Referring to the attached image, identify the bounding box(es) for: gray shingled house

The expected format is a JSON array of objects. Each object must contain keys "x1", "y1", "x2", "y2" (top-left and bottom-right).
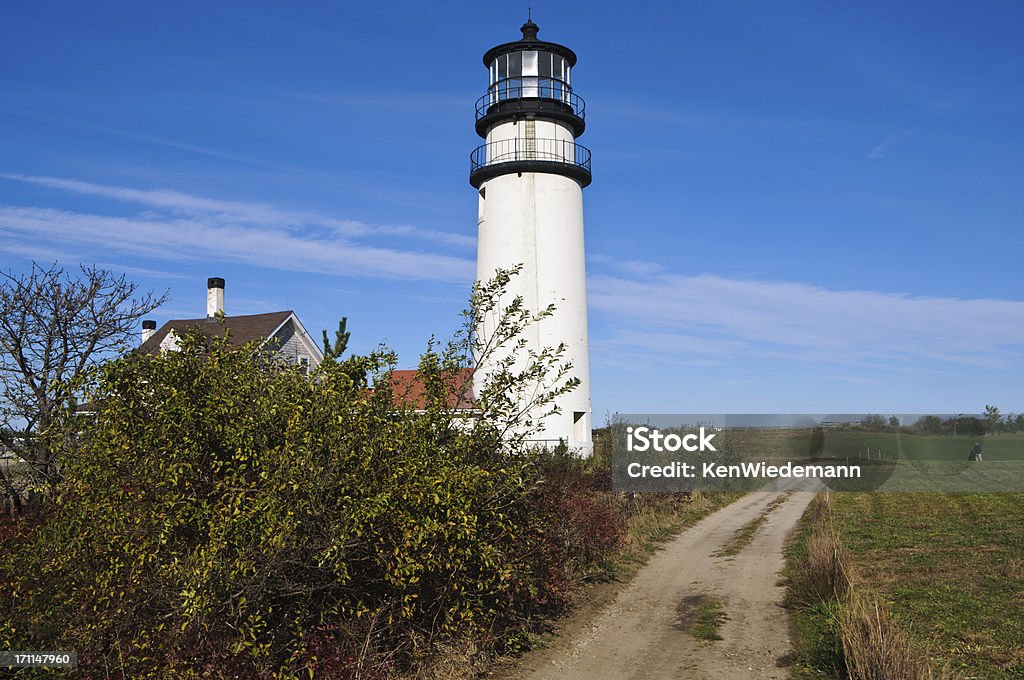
[{"x1": 138, "y1": 278, "x2": 323, "y2": 372}]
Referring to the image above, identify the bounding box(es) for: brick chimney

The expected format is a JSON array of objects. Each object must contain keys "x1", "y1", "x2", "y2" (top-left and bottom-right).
[
  {"x1": 207, "y1": 277, "x2": 225, "y2": 318},
  {"x1": 141, "y1": 319, "x2": 156, "y2": 345}
]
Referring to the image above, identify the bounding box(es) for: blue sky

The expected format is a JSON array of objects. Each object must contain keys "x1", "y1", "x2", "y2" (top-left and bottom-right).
[{"x1": 2, "y1": 0, "x2": 1022, "y2": 418}]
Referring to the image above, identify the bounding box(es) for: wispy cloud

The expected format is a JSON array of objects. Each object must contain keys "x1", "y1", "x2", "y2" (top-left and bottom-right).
[
  {"x1": 589, "y1": 254, "x2": 667, "y2": 279},
  {"x1": 0, "y1": 239, "x2": 81, "y2": 264},
  {"x1": 0, "y1": 174, "x2": 475, "y2": 282},
  {"x1": 86, "y1": 124, "x2": 290, "y2": 171},
  {"x1": 820, "y1": 374, "x2": 883, "y2": 385},
  {"x1": 927, "y1": 99, "x2": 959, "y2": 112},
  {"x1": 2, "y1": 174, "x2": 475, "y2": 249},
  {"x1": 589, "y1": 272, "x2": 1024, "y2": 368},
  {"x1": 94, "y1": 262, "x2": 187, "y2": 279},
  {"x1": 868, "y1": 130, "x2": 912, "y2": 159},
  {"x1": 0, "y1": 105, "x2": 290, "y2": 172}
]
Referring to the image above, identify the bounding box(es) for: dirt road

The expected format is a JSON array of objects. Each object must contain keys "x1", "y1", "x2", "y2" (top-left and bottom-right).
[{"x1": 509, "y1": 483, "x2": 821, "y2": 679}]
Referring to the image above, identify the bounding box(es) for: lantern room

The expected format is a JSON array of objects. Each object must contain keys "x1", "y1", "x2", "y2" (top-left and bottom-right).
[{"x1": 474, "y1": 19, "x2": 586, "y2": 139}]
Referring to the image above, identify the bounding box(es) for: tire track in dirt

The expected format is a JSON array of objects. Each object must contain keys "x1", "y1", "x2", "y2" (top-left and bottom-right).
[{"x1": 509, "y1": 481, "x2": 822, "y2": 679}]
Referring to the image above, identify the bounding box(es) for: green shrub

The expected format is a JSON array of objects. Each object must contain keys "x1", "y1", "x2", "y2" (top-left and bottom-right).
[
  {"x1": 0, "y1": 269, "x2": 692, "y2": 677},
  {"x1": 0, "y1": 314, "x2": 572, "y2": 677}
]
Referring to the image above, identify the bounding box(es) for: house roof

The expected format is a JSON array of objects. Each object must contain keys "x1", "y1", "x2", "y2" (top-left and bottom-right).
[
  {"x1": 389, "y1": 368, "x2": 476, "y2": 411},
  {"x1": 138, "y1": 311, "x2": 294, "y2": 355}
]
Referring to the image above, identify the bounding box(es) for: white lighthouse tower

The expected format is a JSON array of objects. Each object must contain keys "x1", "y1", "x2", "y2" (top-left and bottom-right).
[{"x1": 470, "y1": 18, "x2": 593, "y2": 456}]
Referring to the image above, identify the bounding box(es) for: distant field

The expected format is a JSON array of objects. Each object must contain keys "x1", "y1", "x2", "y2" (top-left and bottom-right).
[
  {"x1": 715, "y1": 430, "x2": 1024, "y2": 462},
  {"x1": 818, "y1": 432, "x2": 1024, "y2": 462},
  {"x1": 830, "y1": 492, "x2": 1024, "y2": 678},
  {"x1": 676, "y1": 431, "x2": 1024, "y2": 493}
]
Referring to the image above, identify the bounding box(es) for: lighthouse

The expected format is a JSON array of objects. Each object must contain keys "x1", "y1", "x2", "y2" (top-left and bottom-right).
[{"x1": 470, "y1": 18, "x2": 593, "y2": 456}]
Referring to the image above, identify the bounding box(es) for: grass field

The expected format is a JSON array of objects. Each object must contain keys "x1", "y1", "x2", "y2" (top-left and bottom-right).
[
  {"x1": 714, "y1": 430, "x2": 1024, "y2": 462},
  {"x1": 815, "y1": 432, "x2": 1024, "y2": 462},
  {"x1": 703, "y1": 431, "x2": 1024, "y2": 493},
  {"x1": 799, "y1": 492, "x2": 1024, "y2": 678}
]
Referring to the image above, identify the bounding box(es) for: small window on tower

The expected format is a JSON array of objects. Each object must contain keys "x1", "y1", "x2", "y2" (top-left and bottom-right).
[{"x1": 573, "y1": 411, "x2": 587, "y2": 446}]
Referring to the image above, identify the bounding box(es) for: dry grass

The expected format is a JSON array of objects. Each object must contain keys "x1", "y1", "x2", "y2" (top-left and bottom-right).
[
  {"x1": 787, "y1": 494, "x2": 850, "y2": 607},
  {"x1": 841, "y1": 591, "x2": 955, "y2": 680},
  {"x1": 620, "y1": 491, "x2": 740, "y2": 558},
  {"x1": 786, "y1": 493, "x2": 959, "y2": 680}
]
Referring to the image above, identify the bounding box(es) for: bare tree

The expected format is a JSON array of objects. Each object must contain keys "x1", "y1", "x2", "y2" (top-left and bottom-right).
[{"x1": 0, "y1": 262, "x2": 167, "y2": 511}]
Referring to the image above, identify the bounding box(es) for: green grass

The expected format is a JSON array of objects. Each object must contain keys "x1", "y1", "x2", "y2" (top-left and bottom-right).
[
  {"x1": 817, "y1": 432, "x2": 1024, "y2": 462},
  {"x1": 690, "y1": 595, "x2": 727, "y2": 642},
  {"x1": 619, "y1": 491, "x2": 744, "y2": 566},
  {"x1": 705, "y1": 431, "x2": 1024, "y2": 493},
  {"x1": 783, "y1": 496, "x2": 847, "y2": 678},
  {"x1": 824, "y1": 492, "x2": 1024, "y2": 678},
  {"x1": 715, "y1": 492, "x2": 790, "y2": 558},
  {"x1": 713, "y1": 430, "x2": 1024, "y2": 462},
  {"x1": 787, "y1": 600, "x2": 844, "y2": 679}
]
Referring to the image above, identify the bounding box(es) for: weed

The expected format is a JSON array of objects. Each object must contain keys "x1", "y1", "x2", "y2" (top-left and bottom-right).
[
  {"x1": 716, "y1": 492, "x2": 791, "y2": 558},
  {"x1": 676, "y1": 594, "x2": 728, "y2": 642}
]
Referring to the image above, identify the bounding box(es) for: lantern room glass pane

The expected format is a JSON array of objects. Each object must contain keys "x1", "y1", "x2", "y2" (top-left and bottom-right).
[
  {"x1": 522, "y1": 76, "x2": 538, "y2": 98},
  {"x1": 539, "y1": 52, "x2": 552, "y2": 77},
  {"x1": 522, "y1": 50, "x2": 538, "y2": 76},
  {"x1": 508, "y1": 51, "x2": 521, "y2": 77},
  {"x1": 487, "y1": 50, "x2": 574, "y2": 106}
]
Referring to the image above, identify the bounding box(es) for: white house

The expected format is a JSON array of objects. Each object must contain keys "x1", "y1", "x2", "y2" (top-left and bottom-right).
[{"x1": 138, "y1": 277, "x2": 323, "y2": 371}]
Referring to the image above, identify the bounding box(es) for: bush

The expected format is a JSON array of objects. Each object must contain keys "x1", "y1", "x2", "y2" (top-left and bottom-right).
[
  {"x1": 0, "y1": 269, "x2": 699, "y2": 677},
  {"x1": 531, "y1": 466, "x2": 624, "y2": 590},
  {"x1": 0, "y1": 323, "x2": 567, "y2": 677}
]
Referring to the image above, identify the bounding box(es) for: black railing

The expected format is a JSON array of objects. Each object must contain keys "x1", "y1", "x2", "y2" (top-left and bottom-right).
[
  {"x1": 470, "y1": 137, "x2": 591, "y2": 174},
  {"x1": 476, "y1": 81, "x2": 585, "y2": 122}
]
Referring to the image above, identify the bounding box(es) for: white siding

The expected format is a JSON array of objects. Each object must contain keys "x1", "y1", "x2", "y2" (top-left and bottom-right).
[{"x1": 271, "y1": 319, "x2": 322, "y2": 370}]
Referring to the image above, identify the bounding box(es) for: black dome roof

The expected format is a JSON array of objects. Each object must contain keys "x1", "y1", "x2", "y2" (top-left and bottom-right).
[{"x1": 482, "y1": 21, "x2": 577, "y2": 67}]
